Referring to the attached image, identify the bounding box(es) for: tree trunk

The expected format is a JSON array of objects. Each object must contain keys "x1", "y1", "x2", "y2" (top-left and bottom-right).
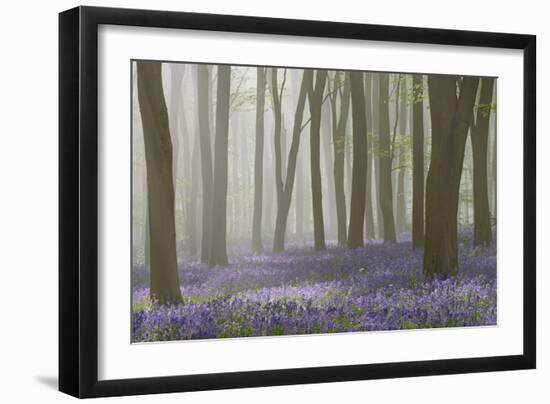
[
  {"x1": 395, "y1": 80, "x2": 408, "y2": 236},
  {"x1": 271, "y1": 68, "x2": 285, "y2": 227},
  {"x1": 231, "y1": 116, "x2": 240, "y2": 238},
  {"x1": 188, "y1": 132, "x2": 200, "y2": 258},
  {"x1": 378, "y1": 73, "x2": 397, "y2": 242},
  {"x1": 423, "y1": 76, "x2": 479, "y2": 278},
  {"x1": 471, "y1": 77, "x2": 495, "y2": 246},
  {"x1": 347, "y1": 71, "x2": 367, "y2": 248},
  {"x1": 136, "y1": 61, "x2": 182, "y2": 305},
  {"x1": 308, "y1": 70, "x2": 328, "y2": 251},
  {"x1": 295, "y1": 145, "x2": 305, "y2": 241},
  {"x1": 330, "y1": 73, "x2": 351, "y2": 245},
  {"x1": 412, "y1": 74, "x2": 425, "y2": 249},
  {"x1": 252, "y1": 67, "x2": 266, "y2": 252},
  {"x1": 273, "y1": 70, "x2": 311, "y2": 252},
  {"x1": 144, "y1": 189, "x2": 150, "y2": 267},
  {"x1": 196, "y1": 65, "x2": 214, "y2": 263},
  {"x1": 322, "y1": 100, "x2": 336, "y2": 241},
  {"x1": 209, "y1": 65, "x2": 231, "y2": 266},
  {"x1": 364, "y1": 73, "x2": 375, "y2": 240},
  {"x1": 371, "y1": 73, "x2": 384, "y2": 239}
]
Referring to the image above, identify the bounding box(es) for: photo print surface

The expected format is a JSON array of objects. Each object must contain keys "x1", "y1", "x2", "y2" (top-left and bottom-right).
[{"x1": 131, "y1": 60, "x2": 497, "y2": 343}]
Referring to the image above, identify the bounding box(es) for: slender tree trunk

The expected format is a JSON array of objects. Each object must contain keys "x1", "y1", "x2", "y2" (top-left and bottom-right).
[
  {"x1": 231, "y1": 116, "x2": 240, "y2": 238},
  {"x1": 176, "y1": 71, "x2": 194, "y2": 259},
  {"x1": 196, "y1": 65, "x2": 214, "y2": 263},
  {"x1": 423, "y1": 76, "x2": 479, "y2": 278},
  {"x1": 263, "y1": 134, "x2": 274, "y2": 234},
  {"x1": 345, "y1": 135, "x2": 353, "y2": 209},
  {"x1": 144, "y1": 184, "x2": 150, "y2": 267},
  {"x1": 464, "y1": 156, "x2": 472, "y2": 226},
  {"x1": 188, "y1": 132, "x2": 200, "y2": 258},
  {"x1": 295, "y1": 145, "x2": 305, "y2": 240},
  {"x1": 209, "y1": 66, "x2": 231, "y2": 266},
  {"x1": 321, "y1": 100, "x2": 336, "y2": 241},
  {"x1": 471, "y1": 77, "x2": 495, "y2": 246},
  {"x1": 308, "y1": 70, "x2": 328, "y2": 251},
  {"x1": 347, "y1": 72, "x2": 368, "y2": 248},
  {"x1": 412, "y1": 74, "x2": 425, "y2": 249},
  {"x1": 273, "y1": 70, "x2": 311, "y2": 252},
  {"x1": 330, "y1": 73, "x2": 351, "y2": 245},
  {"x1": 241, "y1": 120, "x2": 251, "y2": 237},
  {"x1": 136, "y1": 61, "x2": 182, "y2": 305},
  {"x1": 252, "y1": 67, "x2": 266, "y2": 252},
  {"x1": 271, "y1": 68, "x2": 285, "y2": 226},
  {"x1": 364, "y1": 73, "x2": 375, "y2": 240},
  {"x1": 168, "y1": 65, "x2": 184, "y2": 186},
  {"x1": 371, "y1": 73, "x2": 384, "y2": 239},
  {"x1": 395, "y1": 80, "x2": 408, "y2": 236},
  {"x1": 379, "y1": 73, "x2": 397, "y2": 242}
]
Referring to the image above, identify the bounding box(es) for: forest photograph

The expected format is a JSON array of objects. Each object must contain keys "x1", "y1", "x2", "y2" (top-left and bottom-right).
[{"x1": 131, "y1": 60, "x2": 497, "y2": 343}]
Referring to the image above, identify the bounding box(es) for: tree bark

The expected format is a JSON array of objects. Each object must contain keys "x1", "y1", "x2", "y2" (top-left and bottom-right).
[
  {"x1": 412, "y1": 74, "x2": 425, "y2": 249},
  {"x1": 252, "y1": 67, "x2": 266, "y2": 252},
  {"x1": 423, "y1": 76, "x2": 479, "y2": 278},
  {"x1": 295, "y1": 144, "x2": 305, "y2": 241},
  {"x1": 196, "y1": 65, "x2": 214, "y2": 263},
  {"x1": 273, "y1": 70, "x2": 311, "y2": 252},
  {"x1": 271, "y1": 68, "x2": 285, "y2": 225},
  {"x1": 371, "y1": 74, "x2": 384, "y2": 239},
  {"x1": 378, "y1": 73, "x2": 397, "y2": 242},
  {"x1": 308, "y1": 70, "x2": 328, "y2": 251},
  {"x1": 136, "y1": 61, "x2": 182, "y2": 305},
  {"x1": 347, "y1": 71, "x2": 368, "y2": 248},
  {"x1": 321, "y1": 100, "x2": 336, "y2": 241},
  {"x1": 231, "y1": 116, "x2": 240, "y2": 238},
  {"x1": 330, "y1": 72, "x2": 351, "y2": 245},
  {"x1": 395, "y1": 79, "x2": 408, "y2": 236},
  {"x1": 188, "y1": 131, "x2": 200, "y2": 258},
  {"x1": 471, "y1": 77, "x2": 495, "y2": 247},
  {"x1": 364, "y1": 73, "x2": 376, "y2": 240},
  {"x1": 209, "y1": 65, "x2": 231, "y2": 266}
]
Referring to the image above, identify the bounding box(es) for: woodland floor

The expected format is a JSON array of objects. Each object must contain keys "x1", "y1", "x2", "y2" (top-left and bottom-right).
[{"x1": 131, "y1": 230, "x2": 497, "y2": 342}]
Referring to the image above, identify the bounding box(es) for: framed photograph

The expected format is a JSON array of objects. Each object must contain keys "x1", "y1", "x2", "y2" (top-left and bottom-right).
[{"x1": 59, "y1": 6, "x2": 536, "y2": 398}]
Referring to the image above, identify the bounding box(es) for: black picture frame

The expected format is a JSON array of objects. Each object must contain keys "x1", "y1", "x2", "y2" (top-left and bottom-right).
[{"x1": 59, "y1": 5, "x2": 536, "y2": 398}]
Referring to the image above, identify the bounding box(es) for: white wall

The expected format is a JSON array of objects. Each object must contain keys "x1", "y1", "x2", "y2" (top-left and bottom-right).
[{"x1": 0, "y1": 0, "x2": 545, "y2": 402}]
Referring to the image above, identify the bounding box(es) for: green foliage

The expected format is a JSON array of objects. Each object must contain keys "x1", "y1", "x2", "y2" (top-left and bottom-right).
[
  {"x1": 268, "y1": 324, "x2": 285, "y2": 336},
  {"x1": 409, "y1": 79, "x2": 428, "y2": 105},
  {"x1": 408, "y1": 274, "x2": 418, "y2": 289},
  {"x1": 402, "y1": 320, "x2": 419, "y2": 329},
  {"x1": 475, "y1": 102, "x2": 497, "y2": 118}
]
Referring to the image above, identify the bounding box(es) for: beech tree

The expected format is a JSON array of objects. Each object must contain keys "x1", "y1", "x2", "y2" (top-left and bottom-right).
[
  {"x1": 252, "y1": 67, "x2": 266, "y2": 252},
  {"x1": 271, "y1": 68, "x2": 287, "y2": 234},
  {"x1": 309, "y1": 69, "x2": 328, "y2": 251},
  {"x1": 209, "y1": 65, "x2": 231, "y2": 266},
  {"x1": 196, "y1": 65, "x2": 214, "y2": 263},
  {"x1": 328, "y1": 72, "x2": 351, "y2": 245},
  {"x1": 371, "y1": 73, "x2": 384, "y2": 239},
  {"x1": 272, "y1": 70, "x2": 311, "y2": 252},
  {"x1": 411, "y1": 74, "x2": 425, "y2": 249},
  {"x1": 347, "y1": 71, "x2": 368, "y2": 248},
  {"x1": 378, "y1": 73, "x2": 397, "y2": 243},
  {"x1": 364, "y1": 72, "x2": 376, "y2": 240},
  {"x1": 395, "y1": 78, "x2": 408, "y2": 236},
  {"x1": 136, "y1": 61, "x2": 182, "y2": 304},
  {"x1": 471, "y1": 77, "x2": 495, "y2": 247},
  {"x1": 423, "y1": 76, "x2": 479, "y2": 278}
]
